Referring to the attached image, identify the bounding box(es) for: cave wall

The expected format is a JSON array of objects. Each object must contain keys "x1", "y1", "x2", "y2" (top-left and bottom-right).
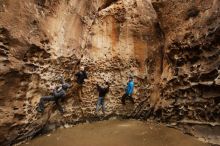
[
  {"x1": 0, "y1": 0, "x2": 162, "y2": 144},
  {"x1": 0, "y1": 0, "x2": 219, "y2": 145},
  {"x1": 150, "y1": 0, "x2": 220, "y2": 144},
  {"x1": 150, "y1": 0, "x2": 220, "y2": 122}
]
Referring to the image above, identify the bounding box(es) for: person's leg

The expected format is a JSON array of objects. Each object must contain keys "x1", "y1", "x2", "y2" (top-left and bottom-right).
[
  {"x1": 121, "y1": 93, "x2": 128, "y2": 105},
  {"x1": 128, "y1": 95, "x2": 135, "y2": 104},
  {"x1": 55, "y1": 98, "x2": 64, "y2": 114},
  {"x1": 101, "y1": 97, "x2": 105, "y2": 115},
  {"x1": 96, "y1": 97, "x2": 101, "y2": 113},
  {"x1": 38, "y1": 95, "x2": 54, "y2": 113}
]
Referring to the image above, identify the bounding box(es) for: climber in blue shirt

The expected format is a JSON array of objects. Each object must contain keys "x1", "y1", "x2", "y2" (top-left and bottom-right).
[{"x1": 121, "y1": 76, "x2": 135, "y2": 105}]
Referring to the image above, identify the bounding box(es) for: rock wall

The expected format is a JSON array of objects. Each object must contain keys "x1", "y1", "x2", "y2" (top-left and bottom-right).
[
  {"x1": 151, "y1": 0, "x2": 220, "y2": 126},
  {"x1": 0, "y1": 0, "x2": 159, "y2": 145},
  {"x1": 151, "y1": 0, "x2": 220, "y2": 144},
  {"x1": 0, "y1": 0, "x2": 219, "y2": 145}
]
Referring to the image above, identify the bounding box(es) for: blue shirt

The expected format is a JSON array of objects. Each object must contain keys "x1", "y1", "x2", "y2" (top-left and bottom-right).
[{"x1": 126, "y1": 80, "x2": 134, "y2": 95}]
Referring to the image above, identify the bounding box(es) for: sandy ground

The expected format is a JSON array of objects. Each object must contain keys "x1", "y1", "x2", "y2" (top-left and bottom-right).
[{"x1": 21, "y1": 120, "x2": 210, "y2": 146}]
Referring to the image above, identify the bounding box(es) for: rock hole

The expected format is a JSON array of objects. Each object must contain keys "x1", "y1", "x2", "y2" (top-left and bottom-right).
[{"x1": 185, "y1": 6, "x2": 199, "y2": 20}]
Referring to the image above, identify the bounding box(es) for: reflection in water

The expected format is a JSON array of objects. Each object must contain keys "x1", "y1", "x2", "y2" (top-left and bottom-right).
[{"x1": 21, "y1": 120, "x2": 209, "y2": 146}]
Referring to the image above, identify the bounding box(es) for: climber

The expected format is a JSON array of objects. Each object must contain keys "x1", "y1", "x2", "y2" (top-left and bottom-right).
[
  {"x1": 95, "y1": 81, "x2": 110, "y2": 115},
  {"x1": 121, "y1": 76, "x2": 135, "y2": 105},
  {"x1": 74, "y1": 66, "x2": 88, "y2": 102},
  {"x1": 37, "y1": 76, "x2": 70, "y2": 114}
]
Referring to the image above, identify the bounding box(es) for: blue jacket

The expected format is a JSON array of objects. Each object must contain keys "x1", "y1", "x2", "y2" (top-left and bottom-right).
[{"x1": 126, "y1": 80, "x2": 134, "y2": 95}]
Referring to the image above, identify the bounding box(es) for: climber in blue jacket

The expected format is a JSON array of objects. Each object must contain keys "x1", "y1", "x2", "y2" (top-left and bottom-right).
[{"x1": 121, "y1": 76, "x2": 135, "y2": 105}]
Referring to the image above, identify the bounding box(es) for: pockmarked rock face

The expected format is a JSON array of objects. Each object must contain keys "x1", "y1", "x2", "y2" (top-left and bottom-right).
[{"x1": 0, "y1": 0, "x2": 219, "y2": 145}]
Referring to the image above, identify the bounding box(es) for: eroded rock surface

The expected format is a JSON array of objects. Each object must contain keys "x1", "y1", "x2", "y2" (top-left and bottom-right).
[{"x1": 0, "y1": 0, "x2": 219, "y2": 145}]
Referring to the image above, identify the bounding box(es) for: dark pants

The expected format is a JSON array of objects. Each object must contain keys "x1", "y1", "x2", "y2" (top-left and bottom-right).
[
  {"x1": 38, "y1": 95, "x2": 64, "y2": 113},
  {"x1": 121, "y1": 93, "x2": 134, "y2": 105}
]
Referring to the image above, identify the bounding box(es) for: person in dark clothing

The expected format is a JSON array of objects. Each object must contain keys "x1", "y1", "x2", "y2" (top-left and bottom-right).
[
  {"x1": 37, "y1": 77, "x2": 70, "y2": 114},
  {"x1": 75, "y1": 66, "x2": 87, "y2": 102},
  {"x1": 95, "y1": 82, "x2": 109, "y2": 115},
  {"x1": 121, "y1": 76, "x2": 135, "y2": 105}
]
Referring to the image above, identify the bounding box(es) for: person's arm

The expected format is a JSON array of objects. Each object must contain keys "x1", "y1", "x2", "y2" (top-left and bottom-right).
[
  {"x1": 105, "y1": 85, "x2": 110, "y2": 100},
  {"x1": 53, "y1": 89, "x2": 64, "y2": 97}
]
